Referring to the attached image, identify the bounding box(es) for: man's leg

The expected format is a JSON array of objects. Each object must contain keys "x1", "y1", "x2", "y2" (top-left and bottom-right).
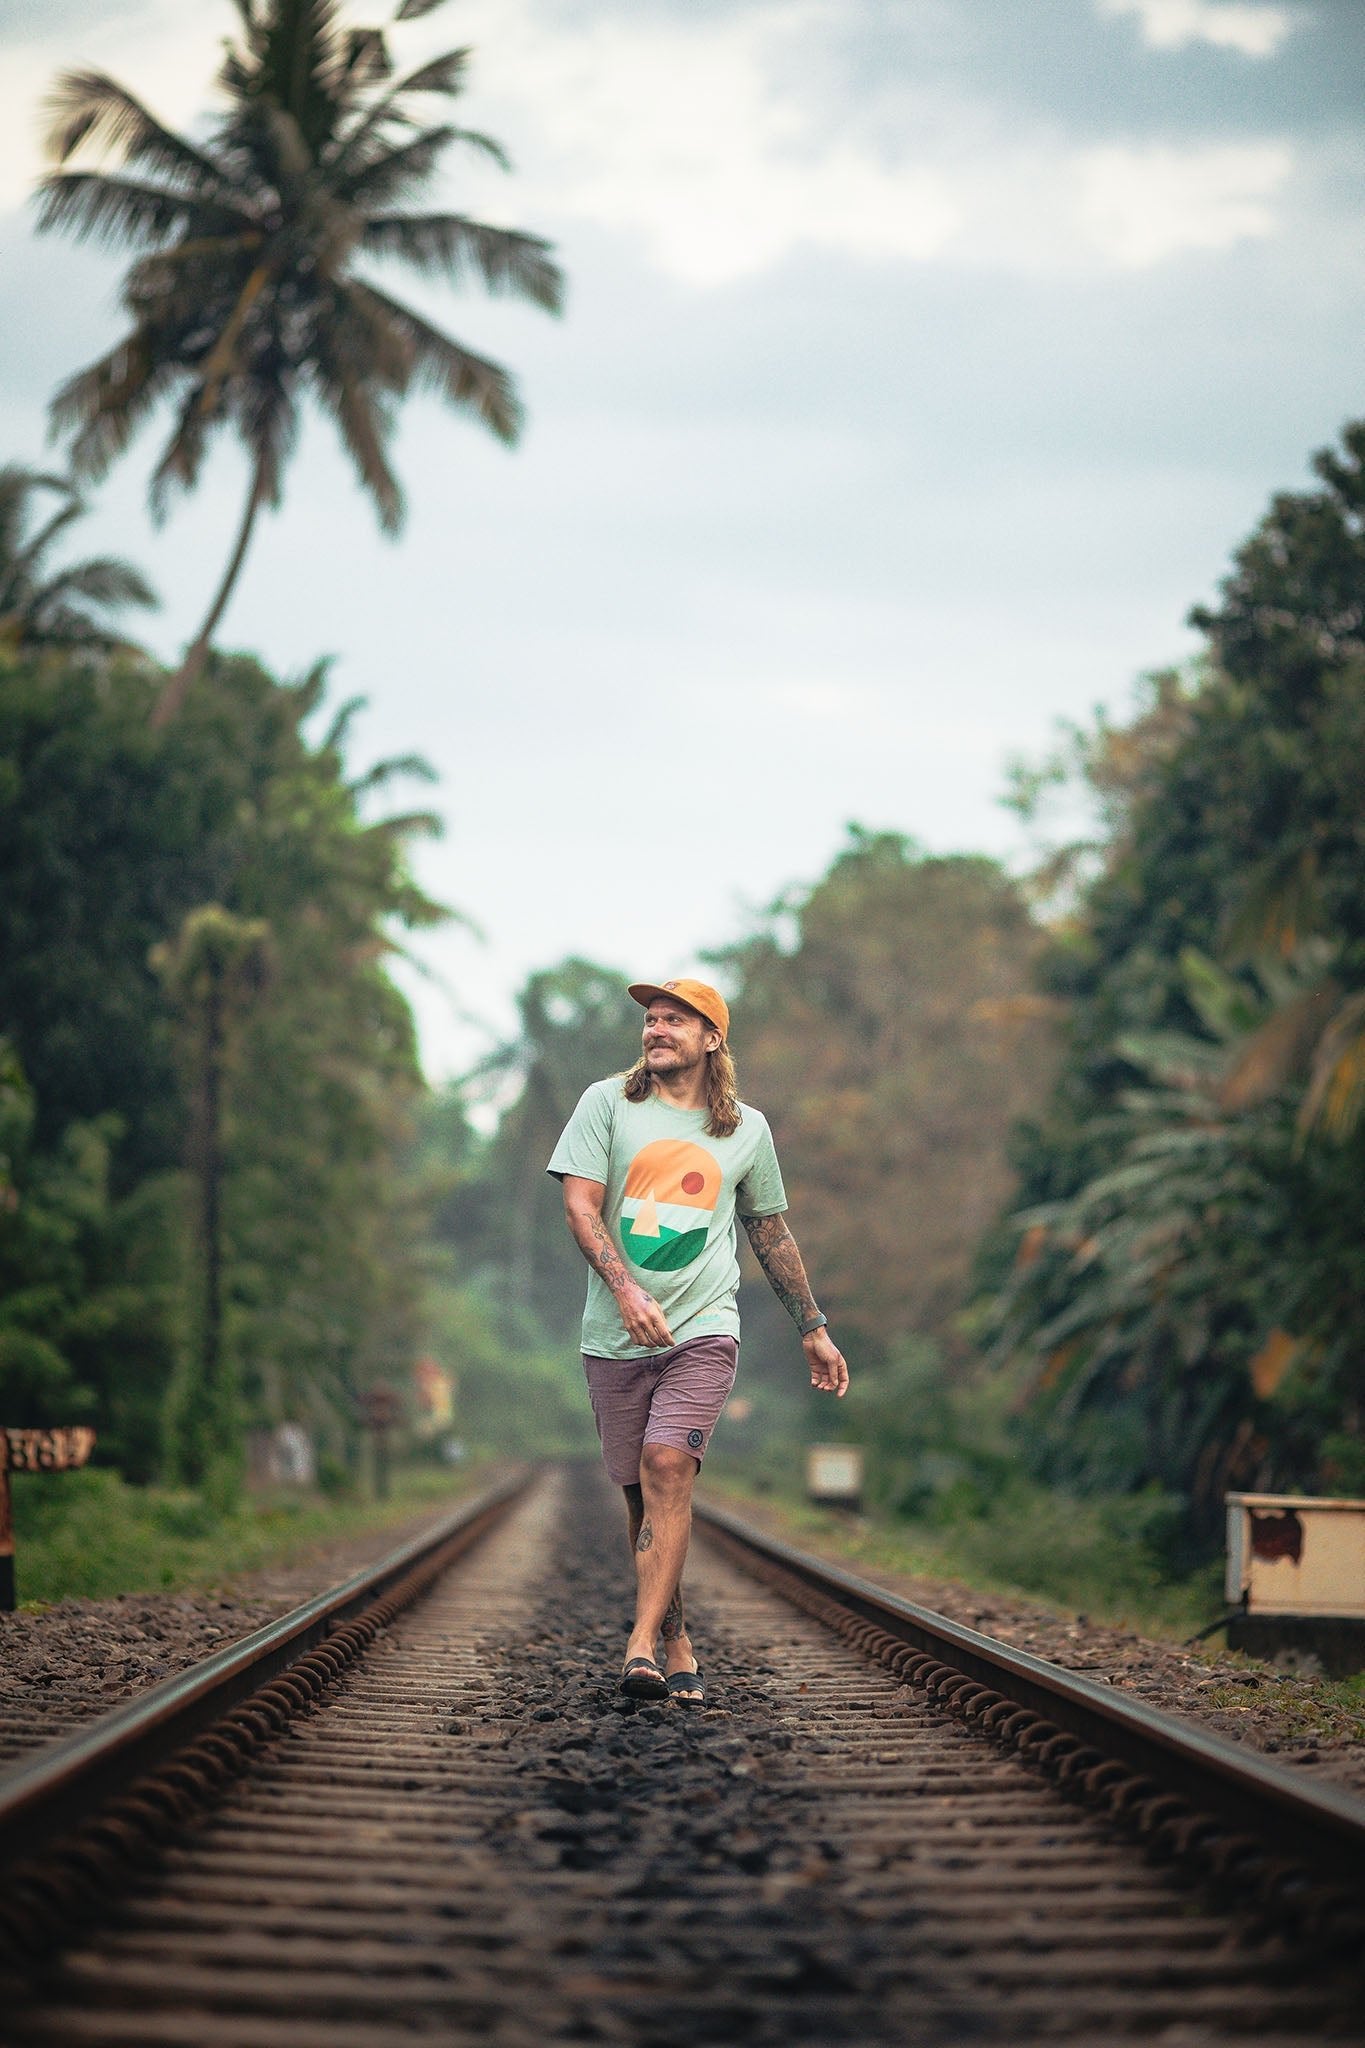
[
  {"x1": 622, "y1": 1479, "x2": 691, "y2": 1676},
  {"x1": 624, "y1": 1444, "x2": 699, "y2": 1673}
]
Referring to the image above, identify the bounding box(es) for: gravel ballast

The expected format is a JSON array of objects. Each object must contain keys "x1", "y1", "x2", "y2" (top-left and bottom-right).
[{"x1": 2, "y1": 1477, "x2": 1363, "y2": 1799}]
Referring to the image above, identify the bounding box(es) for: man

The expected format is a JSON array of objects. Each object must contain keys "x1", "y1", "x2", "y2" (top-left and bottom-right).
[{"x1": 547, "y1": 977, "x2": 849, "y2": 1704}]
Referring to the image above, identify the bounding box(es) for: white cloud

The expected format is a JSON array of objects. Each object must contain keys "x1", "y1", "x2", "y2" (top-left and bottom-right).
[
  {"x1": 1098, "y1": 0, "x2": 1299, "y2": 58},
  {"x1": 0, "y1": 0, "x2": 1297, "y2": 286},
  {"x1": 457, "y1": 0, "x2": 1294, "y2": 283},
  {"x1": 458, "y1": 1, "x2": 960, "y2": 286},
  {"x1": 1077, "y1": 141, "x2": 1291, "y2": 265}
]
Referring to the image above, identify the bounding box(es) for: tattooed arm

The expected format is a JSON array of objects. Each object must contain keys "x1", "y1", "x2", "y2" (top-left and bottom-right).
[
  {"x1": 741, "y1": 1213, "x2": 849, "y2": 1396},
  {"x1": 561, "y1": 1176, "x2": 674, "y2": 1347}
]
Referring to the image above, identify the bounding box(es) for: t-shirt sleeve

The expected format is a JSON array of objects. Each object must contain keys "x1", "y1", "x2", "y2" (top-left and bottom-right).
[
  {"x1": 735, "y1": 1116, "x2": 787, "y2": 1216},
  {"x1": 546, "y1": 1080, "x2": 616, "y2": 1183}
]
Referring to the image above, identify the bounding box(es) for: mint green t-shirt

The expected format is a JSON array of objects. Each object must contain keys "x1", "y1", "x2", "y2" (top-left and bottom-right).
[{"x1": 546, "y1": 1077, "x2": 787, "y2": 1359}]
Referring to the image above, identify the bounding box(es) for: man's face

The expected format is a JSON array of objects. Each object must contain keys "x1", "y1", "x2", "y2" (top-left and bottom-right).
[{"x1": 642, "y1": 999, "x2": 717, "y2": 1076}]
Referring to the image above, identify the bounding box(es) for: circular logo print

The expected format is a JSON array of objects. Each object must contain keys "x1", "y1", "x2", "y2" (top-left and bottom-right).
[
  {"x1": 687, "y1": 1428, "x2": 705, "y2": 1450},
  {"x1": 619, "y1": 1139, "x2": 721, "y2": 1272}
]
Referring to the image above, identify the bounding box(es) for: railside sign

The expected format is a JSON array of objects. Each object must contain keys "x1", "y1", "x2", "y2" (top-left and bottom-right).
[{"x1": 0, "y1": 1425, "x2": 97, "y2": 1610}]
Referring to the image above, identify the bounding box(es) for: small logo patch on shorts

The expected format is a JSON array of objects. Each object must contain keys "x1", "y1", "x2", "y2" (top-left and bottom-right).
[{"x1": 687, "y1": 1428, "x2": 705, "y2": 1450}]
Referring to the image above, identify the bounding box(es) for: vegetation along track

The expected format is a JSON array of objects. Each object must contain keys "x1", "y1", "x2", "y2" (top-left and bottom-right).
[{"x1": 2, "y1": 1463, "x2": 1365, "y2": 2045}]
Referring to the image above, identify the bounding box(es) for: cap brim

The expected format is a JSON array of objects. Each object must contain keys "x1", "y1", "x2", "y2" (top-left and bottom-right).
[
  {"x1": 627, "y1": 982, "x2": 674, "y2": 1010},
  {"x1": 627, "y1": 983, "x2": 725, "y2": 1035}
]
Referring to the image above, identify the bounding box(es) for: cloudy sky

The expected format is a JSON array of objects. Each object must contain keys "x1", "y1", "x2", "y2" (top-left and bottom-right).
[{"x1": 2, "y1": 0, "x2": 1363, "y2": 1074}]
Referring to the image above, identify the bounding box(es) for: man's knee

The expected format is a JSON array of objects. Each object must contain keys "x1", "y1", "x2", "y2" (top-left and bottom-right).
[{"x1": 640, "y1": 1442, "x2": 696, "y2": 1493}]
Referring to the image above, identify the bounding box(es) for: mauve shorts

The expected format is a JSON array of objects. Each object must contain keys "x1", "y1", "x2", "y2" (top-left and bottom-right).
[{"x1": 582, "y1": 1334, "x2": 739, "y2": 1485}]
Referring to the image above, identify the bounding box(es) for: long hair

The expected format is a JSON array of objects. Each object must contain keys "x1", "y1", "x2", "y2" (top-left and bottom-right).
[{"x1": 622, "y1": 1042, "x2": 741, "y2": 1138}]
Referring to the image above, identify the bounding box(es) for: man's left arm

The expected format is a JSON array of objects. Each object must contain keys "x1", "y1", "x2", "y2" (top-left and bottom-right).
[{"x1": 740, "y1": 1213, "x2": 849, "y2": 1397}]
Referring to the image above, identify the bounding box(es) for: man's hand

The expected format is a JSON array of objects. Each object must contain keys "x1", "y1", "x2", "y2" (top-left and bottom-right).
[
  {"x1": 803, "y1": 1327, "x2": 849, "y2": 1397},
  {"x1": 618, "y1": 1281, "x2": 674, "y2": 1349}
]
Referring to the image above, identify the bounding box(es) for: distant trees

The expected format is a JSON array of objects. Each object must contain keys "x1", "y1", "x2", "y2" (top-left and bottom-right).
[
  {"x1": 37, "y1": 0, "x2": 563, "y2": 719},
  {"x1": 429, "y1": 959, "x2": 640, "y2": 1346},
  {"x1": 718, "y1": 830, "x2": 1061, "y2": 1365},
  {"x1": 0, "y1": 464, "x2": 155, "y2": 653},
  {"x1": 424, "y1": 841, "x2": 1060, "y2": 1394},
  {"x1": 984, "y1": 421, "x2": 1365, "y2": 1523}
]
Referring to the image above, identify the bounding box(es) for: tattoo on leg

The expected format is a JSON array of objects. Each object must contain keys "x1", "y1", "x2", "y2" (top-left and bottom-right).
[
  {"x1": 661, "y1": 1584, "x2": 684, "y2": 1640},
  {"x1": 635, "y1": 1517, "x2": 654, "y2": 1553}
]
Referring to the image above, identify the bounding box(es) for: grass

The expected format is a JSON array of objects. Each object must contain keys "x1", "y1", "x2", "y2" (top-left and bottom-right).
[
  {"x1": 1194, "y1": 1669, "x2": 1365, "y2": 1746},
  {"x1": 8, "y1": 1458, "x2": 501, "y2": 1607},
  {"x1": 702, "y1": 1466, "x2": 1226, "y2": 1641}
]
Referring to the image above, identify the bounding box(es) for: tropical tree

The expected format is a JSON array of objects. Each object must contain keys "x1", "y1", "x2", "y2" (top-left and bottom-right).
[
  {"x1": 714, "y1": 829, "x2": 1061, "y2": 1361},
  {"x1": 0, "y1": 647, "x2": 448, "y2": 1477},
  {"x1": 0, "y1": 1038, "x2": 178, "y2": 1473},
  {"x1": 980, "y1": 421, "x2": 1365, "y2": 1523},
  {"x1": 990, "y1": 944, "x2": 1365, "y2": 1516},
  {"x1": 37, "y1": 0, "x2": 563, "y2": 721},
  {"x1": 153, "y1": 905, "x2": 273, "y2": 1493},
  {"x1": 0, "y1": 464, "x2": 155, "y2": 652},
  {"x1": 435, "y1": 958, "x2": 640, "y2": 1341}
]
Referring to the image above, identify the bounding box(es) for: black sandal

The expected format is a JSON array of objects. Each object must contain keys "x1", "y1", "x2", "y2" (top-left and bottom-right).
[
  {"x1": 620, "y1": 1655, "x2": 668, "y2": 1700},
  {"x1": 665, "y1": 1666, "x2": 705, "y2": 1705}
]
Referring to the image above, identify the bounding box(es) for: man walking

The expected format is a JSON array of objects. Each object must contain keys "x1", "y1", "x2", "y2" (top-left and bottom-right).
[{"x1": 548, "y1": 977, "x2": 849, "y2": 1703}]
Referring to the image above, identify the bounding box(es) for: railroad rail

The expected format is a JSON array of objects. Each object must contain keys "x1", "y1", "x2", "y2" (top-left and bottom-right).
[
  {"x1": 0, "y1": 1469, "x2": 531, "y2": 1957},
  {"x1": 1, "y1": 1462, "x2": 1363, "y2": 2044},
  {"x1": 696, "y1": 1495, "x2": 1365, "y2": 1922}
]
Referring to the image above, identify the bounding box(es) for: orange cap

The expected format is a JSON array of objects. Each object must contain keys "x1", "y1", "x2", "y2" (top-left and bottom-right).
[{"x1": 628, "y1": 977, "x2": 730, "y2": 1042}]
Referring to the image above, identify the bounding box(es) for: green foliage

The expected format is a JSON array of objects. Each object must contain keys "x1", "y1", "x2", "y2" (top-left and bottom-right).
[
  {"x1": 839, "y1": 1336, "x2": 1019, "y2": 1522},
  {"x1": 422, "y1": 1278, "x2": 595, "y2": 1457},
  {"x1": 713, "y1": 828, "x2": 1060, "y2": 1368},
  {"x1": 0, "y1": 1039, "x2": 178, "y2": 1470},
  {"x1": 0, "y1": 648, "x2": 443, "y2": 1472},
  {"x1": 984, "y1": 421, "x2": 1365, "y2": 1527},
  {"x1": 433, "y1": 959, "x2": 640, "y2": 1347},
  {"x1": 420, "y1": 847, "x2": 1061, "y2": 1481},
  {"x1": 8, "y1": 1458, "x2": 489, "y2": 1604},
  {"x1": 0, "y1": 464, "x2": 156, "y2": 653},
  {"x1": 154, "y1": 906, "x2": 273, "y2": 1495}
]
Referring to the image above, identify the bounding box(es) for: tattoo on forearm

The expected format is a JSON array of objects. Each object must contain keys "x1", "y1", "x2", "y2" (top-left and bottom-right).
[
  {"x1": 636, "y1": 1517, "x2": 654, "y2": 1553},
  {"x1": 741, "y1": 1213, "x2": 818, "y2": 1326},
  {"x1": 586, "y1": 1214, "x2": 630, "y2": 1295},
  {"x1": 661, "y1": 1584, "x2": 684, "y2": 1640}
]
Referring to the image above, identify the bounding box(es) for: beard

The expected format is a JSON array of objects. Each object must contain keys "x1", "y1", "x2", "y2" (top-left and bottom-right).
[{"x1": 645, "y1": 1042, "x2": 702, "y2": 1075}]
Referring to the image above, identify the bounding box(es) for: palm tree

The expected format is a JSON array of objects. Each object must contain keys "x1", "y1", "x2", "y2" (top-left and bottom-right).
[
  {"x1": 36, "y1": 0, "x2": 563, "y2": 724},
  {"x1": 0, "y1": 463, "x2": 156, "y2": 652},
  {"x1": 152, "y1": 904, "x2": 274, "y2": 1495}
]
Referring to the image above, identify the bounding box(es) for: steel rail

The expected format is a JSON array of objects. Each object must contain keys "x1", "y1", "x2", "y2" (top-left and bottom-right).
[
  {"x1": 695, "y1": 1495, "x2": 1365, "y2": 1899},
  {"x1": 0, "y1": 1466, "x2": 529, "y2": 1875}
]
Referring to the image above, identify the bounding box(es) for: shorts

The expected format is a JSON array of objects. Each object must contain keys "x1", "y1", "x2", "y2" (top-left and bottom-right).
[{"x1": 582, "y1": 1334, "x2": 739, "y2": 1486}]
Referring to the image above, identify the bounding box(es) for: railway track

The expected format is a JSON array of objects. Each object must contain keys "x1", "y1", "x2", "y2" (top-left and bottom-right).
[{"x1": 2, "y1": 1460, "x2": 1364, "y2": 2045}]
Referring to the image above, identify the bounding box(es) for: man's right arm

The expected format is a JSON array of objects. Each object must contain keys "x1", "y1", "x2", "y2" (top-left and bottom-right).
[{"x1": 560, "y1": 1176, "x2": 675, "y2": 1349}]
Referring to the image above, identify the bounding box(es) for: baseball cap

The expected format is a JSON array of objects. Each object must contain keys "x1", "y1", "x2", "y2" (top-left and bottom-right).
[{"x1": 628, "y1": 978, "x2": 730, "y2": 1042}]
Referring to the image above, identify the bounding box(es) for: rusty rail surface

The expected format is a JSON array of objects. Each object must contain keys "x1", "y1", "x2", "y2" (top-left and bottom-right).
[
  {"x1": 695, "y1": 1496, "x2": 1365, "y2": 1925},
  {"x1": 0, "y1": 1468, "x2": 529, "y2": 1959}
]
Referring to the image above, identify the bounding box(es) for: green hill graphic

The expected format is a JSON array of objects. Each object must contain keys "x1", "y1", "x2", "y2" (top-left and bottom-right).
[{"x1": 622, "y1": 1220, "x2": 708, "y2": 1272}]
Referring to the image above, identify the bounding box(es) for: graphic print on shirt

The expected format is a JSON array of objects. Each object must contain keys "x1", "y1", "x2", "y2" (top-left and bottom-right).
[{"x1": 619, "y1": 1138, "x2": 722, "y2": 1272}]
